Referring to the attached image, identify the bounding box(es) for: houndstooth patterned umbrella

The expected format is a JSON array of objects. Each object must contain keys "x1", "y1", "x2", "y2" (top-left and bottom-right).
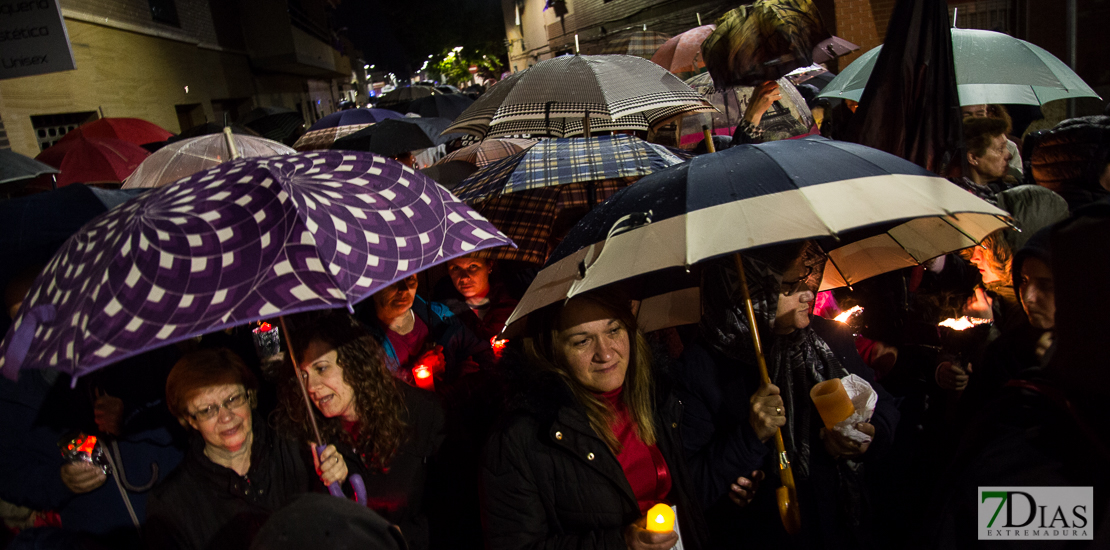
[
  {"x1": 1, "y1": 151, "x2": 513, "y2": 380},
  {"x1": 444, "y1": 55, "x2": 714, "y2": 139},
  {"x1": 452, "y1": 134, "x2": 685, "y2": 202}
]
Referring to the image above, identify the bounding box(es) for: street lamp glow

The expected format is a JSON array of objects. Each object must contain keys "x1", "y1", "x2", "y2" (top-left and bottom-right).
[{"x1": 363, "y1": 64, "x2": 369, "y2": 69}]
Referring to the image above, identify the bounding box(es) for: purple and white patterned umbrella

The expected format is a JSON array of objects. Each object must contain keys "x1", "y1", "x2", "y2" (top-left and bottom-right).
[{"x1": 1, "y1": 151, "x2": 513, "y2": 380}]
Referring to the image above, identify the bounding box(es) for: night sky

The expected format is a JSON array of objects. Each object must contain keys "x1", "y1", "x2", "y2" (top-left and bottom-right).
[{"x1": 335, "y1": 0, "x2": 506, "y2": 76}]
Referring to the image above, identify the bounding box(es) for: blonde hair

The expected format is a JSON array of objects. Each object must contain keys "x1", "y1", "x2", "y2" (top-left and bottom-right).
[{"x1": 523, "y1": 291, "x2": 656, "y2": 452}]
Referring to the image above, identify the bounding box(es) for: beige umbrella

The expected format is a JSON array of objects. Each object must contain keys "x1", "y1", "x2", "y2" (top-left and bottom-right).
[{"x1": 123, "y1": 131, "x2": 295, "y2": 189}]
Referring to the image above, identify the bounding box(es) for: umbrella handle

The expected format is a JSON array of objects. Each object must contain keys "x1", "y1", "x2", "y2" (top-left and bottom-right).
[
  {"x1": 733, "y1": 253, "x2": 802, "y2": 536},
  {"x1": 316, "y1": 444, "x2": 368, "y2": 506}
]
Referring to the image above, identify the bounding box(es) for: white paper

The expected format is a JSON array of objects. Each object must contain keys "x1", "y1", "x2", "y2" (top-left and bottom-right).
[
  {"x1": 832, "y1": 374, "x2": 877, "y2": 444},
  {"x1": 670, "y1": 505, "x2": 684, "y2": 550}
]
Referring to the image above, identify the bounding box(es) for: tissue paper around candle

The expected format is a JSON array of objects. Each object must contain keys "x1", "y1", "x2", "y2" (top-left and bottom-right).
[
  {"x1": 645, "y1": 503, "x2": 675, "y2": 533},
  {"x1": 810, "y1": 378, "x2": 854, "y2": 430}
]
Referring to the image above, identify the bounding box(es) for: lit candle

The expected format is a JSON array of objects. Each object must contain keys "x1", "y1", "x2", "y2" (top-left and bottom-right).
[
  {"x1": 413, "y1": 365, "x2": 435, "y2": 391},
  {"x1": 833, "y1": 305, "x2": 863, "y2": 324},
  {"x1": 645, "y1": 503, "x2": 675, "y2": 533}
]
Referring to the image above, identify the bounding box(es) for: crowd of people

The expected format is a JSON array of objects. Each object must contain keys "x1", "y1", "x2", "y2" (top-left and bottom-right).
[{"x1": 2, "y1": 64, "x2": 1110, "y2": 550}]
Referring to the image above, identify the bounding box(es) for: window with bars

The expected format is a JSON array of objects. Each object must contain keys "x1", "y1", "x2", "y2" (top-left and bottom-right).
[{"x1": 30, "y1": 112, "x2": 98, "y2": 151}]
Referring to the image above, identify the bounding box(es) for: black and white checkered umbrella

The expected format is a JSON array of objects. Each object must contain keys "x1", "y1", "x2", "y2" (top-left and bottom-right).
[{"x1": 444, "y1": 55, "x2": 715, "y2": 139}]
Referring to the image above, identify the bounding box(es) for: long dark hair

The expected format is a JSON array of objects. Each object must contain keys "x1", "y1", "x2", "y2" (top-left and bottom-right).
[
  {"x1": 277, "y1": 312, "x2": 407, "y2": 472},
  {"x1": 522, "y1": 291, "x2": 656, "y2": 453}
]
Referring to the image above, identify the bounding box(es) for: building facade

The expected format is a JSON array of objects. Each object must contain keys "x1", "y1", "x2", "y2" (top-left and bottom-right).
[{"x1": 0, "y1": 0, "x2": 367, "y2": 156}]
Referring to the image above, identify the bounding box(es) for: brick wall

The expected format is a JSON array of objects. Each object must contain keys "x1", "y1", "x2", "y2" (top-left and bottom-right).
[
  {"x1": 60, "y1": 0, "x2": 219, "y2": 46},
  {"x1": 834, "y1": 0, "x2": 881, "y2": 66}
]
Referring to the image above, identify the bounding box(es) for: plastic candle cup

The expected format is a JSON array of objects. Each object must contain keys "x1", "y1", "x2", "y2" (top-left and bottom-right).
[
  {"x1": 413, "y1": 365, "x2": 435, "y2": 391},
  {"x1": 810, "y1": 378, "x2": 854, "y2": 430},
  {"x1": 645, "y1": 503, "x2": 675, "y2": 533}
]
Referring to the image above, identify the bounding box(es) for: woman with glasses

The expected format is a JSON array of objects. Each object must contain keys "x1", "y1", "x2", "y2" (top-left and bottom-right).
[
  {"x1": 673, "y1": 240, "x2": 899, "y2": 548},
  {"x1": 144, "y1": 348, "x2": 347, "y2": 550}
]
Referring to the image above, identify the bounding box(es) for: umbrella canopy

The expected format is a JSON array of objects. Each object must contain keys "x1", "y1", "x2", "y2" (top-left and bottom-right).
[
  {"x1": 59, "y1": 118, "x2": 174, "y2": 147},
  {"x1": 599, "y1": 29, "x2": 671, "y2": 59},
  {"x1": 680, "y1": 73, "x2": 813, "y2": 146},
  {"x1": 307, "y1": 108, "x2": 405, "y2": 132},
  {"x1": 818, "y1": 28, "x2": 1101, "y2": 106},
  {"x1": 293, "y1": 124, "x2": 374, "y2": 152},
  {"x1": 405, "y1": 94, "x2": 476, "y2": 121},
  {"x1": 1, "y1": 149, "x2": 59, "y2": 185},
  {"x1": 123, "y1": 134, "x2": 296, "y2": 189},
  {"x1": 241, "y1": 107, "x2": 305, "y2": 142},
  {"x1": 439, "y1": 138, "x2": 537, "y2": 168},
  {"x1": 444, "y1": 55, "x2": 714, "y2": 139},
  {"x1": 169, "y1": 123, "x2": 260, "y2": 143},
  {"x1": 35, "y1": 135, "x2": 150, "y2": 187},
  {"x1": 651, "y1": 24, "x2": 716, "y2": 75},
  {"x1": 452, "y1": 134, "x2": 685, "y2": 202},
  {"x1": 377, "y1": 86, "x2": 440, "y2": 112},
  {"x1": 811, "y1": 36, "x2": 859, "y2": 65},
  {"x1": 0, "y1": 151, "x2": 513, "y2": 380},
  {"x1": 419, "y1": 160, "x2": 479, "y2": 189},
  {"x1": 506, "y1": 136, "x2": 1009, "y2": 330},
  {"x1": 331, "y1": 118, "x2": 463, "y2": 157},
  {"x1": 702, "y1": 0, "x2": 831, "y2": 88}
]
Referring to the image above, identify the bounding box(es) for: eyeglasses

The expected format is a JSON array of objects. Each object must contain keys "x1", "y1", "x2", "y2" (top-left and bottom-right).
[
  {"x1": 779, "y1": 265, "x2": 814, "y2": 296},
  {"x1": 189, "y1": 392, "x2": 248, "y2": 422}
]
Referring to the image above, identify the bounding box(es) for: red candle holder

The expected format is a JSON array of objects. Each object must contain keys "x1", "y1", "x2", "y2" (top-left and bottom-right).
[{"x1": 413, "y1": 364, "x2": 435, "y2": 391}]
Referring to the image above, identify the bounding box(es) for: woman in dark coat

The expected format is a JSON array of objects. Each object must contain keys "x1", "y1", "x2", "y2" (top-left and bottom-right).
[
  {"x1": 675, "y1": 242, "x2": 899, "y2": 550},
  {"x1": 144, "y1": 348, "x2": 347, "y2": 550},
  {"x1": 277, "y1": 312, "x2": 445, "y2": 550},
  {"x1": 480, "y1": 291, "x2": 710, "y2": 550}
]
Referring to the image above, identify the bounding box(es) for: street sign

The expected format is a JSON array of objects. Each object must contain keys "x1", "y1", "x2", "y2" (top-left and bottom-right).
[{"x1": 0, "y1": 0, "x2": 77, "y2": 80}]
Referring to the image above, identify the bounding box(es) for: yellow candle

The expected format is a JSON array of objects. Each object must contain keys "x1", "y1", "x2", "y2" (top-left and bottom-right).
[
  {"x1": 810, "y1": 378, "x2": 854, "y2": 430},
  {"x1": 645, "y1": 503, "x2": 675, "y2": 533}
]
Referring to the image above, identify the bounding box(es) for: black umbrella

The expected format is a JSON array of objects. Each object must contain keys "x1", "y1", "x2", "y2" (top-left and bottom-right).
[
  {"x1": 331, "y1": 118, "x2": 461, "y2": 157},
  {"x1": 419, "y1": 160, "x2": 479, "y2": 189},
  {"x1": 169, "y1": 123, "x2": 260, "y2": 143},
  {"x1": 377, "y1": 86, "x2": 439, "y2": 113},
  {"x1": 241, "y1": 107, "x2": 305, "y2": 143},
  {"x1": 844, "y1": 0, "x2": 961, "y2": 175},
  {"x1": 406, "y1": 94, "x2": 475, "y2": 121},
  {"x1": 1, "y1": 149, "x2": 59, "y2": 186}
]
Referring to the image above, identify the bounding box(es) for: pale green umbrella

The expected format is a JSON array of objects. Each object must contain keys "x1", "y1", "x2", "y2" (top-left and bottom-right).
[{"x1": 818, "y1": 28, "x2": 1100, "y2": 106}]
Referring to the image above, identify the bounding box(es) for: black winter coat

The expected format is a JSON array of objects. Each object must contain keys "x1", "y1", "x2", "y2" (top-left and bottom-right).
[
  {"x1": 480, "y1": 369, "x2": 710, "y2": 550},
  {"x1": 143, "y1": 415, "x2": 317, "y2": 550},
  {"x1": 339, "y1": 383, "x2": 445, "y2": 550}
]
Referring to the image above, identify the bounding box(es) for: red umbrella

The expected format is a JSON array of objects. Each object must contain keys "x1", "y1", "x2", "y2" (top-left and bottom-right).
[
  {"x1": 35, "y1": 135, "x2": 150, "y2": 187},
  {"x1": 652, "y1": 24, "x2": 716, "y2": 75},
  {"x1": 59, "y1": 117, "x2": 174, "y2": 147}
]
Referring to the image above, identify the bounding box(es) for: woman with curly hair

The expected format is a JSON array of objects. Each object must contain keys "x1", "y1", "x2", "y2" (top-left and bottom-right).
[{"x1": 277, "y1": 311, "x2": 445, "y2": 550}]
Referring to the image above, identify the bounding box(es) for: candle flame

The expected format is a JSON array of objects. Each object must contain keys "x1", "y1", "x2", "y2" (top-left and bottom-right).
[
  {"x1": 833, "y1": 305, "x2": 863, "y2": 323},
  {"x1": 654, "y1": 514, "x2": 665, "y2": 524},
  {"x1": 491, "y1": 336, "x2": 508, "y2": 358},
  {"x1": 938, "y1": 316, "x2": 991, "y2": 331}
]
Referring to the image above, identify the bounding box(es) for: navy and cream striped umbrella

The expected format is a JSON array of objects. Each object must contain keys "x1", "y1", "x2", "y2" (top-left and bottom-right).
[
  {"x1": 443, "y1": 55, "x2": 715, "y2": 139},
  {"x1": 1, "y1": 151, "x2": 512, "y2": 380},
  {"x1": 506, "y1": 136, "x2": 1010, "y2": 330}
]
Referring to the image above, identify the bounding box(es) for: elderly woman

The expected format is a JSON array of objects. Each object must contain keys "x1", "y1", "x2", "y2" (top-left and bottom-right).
[
  {"x1": 675, "y1": 242, "x2": 899, "y2": 549},
  {"x1": 144, "y1": 348, "x2": 346, "y2": 550},
  {"x1": 438, "y1": 255, "x2": 519, "y2": 343},
  {"x1": 355, "y1": 274, "x2": 494, "y2": 388},
  {"x1": 954, "y1": 117, "x2": 1015, "y2": 204},
  {"x1": 278, "y1": 312, "x2": 445, "y2": 550},
  {"x1": 480, "y1": 291, "x2": 710, "y2": 550}
]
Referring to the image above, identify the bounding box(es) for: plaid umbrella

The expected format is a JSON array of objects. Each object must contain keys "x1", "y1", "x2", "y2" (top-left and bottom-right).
[
  {"x1": 452, "y1": 134, "x2": 685, "y2": 202},
  {"x1": 241, "y1": 107, "x2": 305, "y2": 142},
  {"x1": 444, "y1": 55, "x2": 714, "y2": 139},
  {"x1": 652, "y1": 25, "x2": 716, "y2": 75},
  {"x1": 702, "y1": 0, "x2": 831, "y2": 88},
  {"x1": 439, "y1": 138, "x2": 537, "y2": 168},
  {"x1": 294, "y1": 124, "x2": 373, "y2": 151},
  {"x1": 1, "y1": 151, "x2": 513, "y2": 380},
  {"x1": 599, "y1": 29, "x2": 671, "y2": 59}
]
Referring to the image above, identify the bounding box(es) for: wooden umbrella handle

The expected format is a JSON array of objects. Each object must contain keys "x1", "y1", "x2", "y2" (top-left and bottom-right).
[{"x1": 733, "y1": 253, "x2": 802, "y2": 535}]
